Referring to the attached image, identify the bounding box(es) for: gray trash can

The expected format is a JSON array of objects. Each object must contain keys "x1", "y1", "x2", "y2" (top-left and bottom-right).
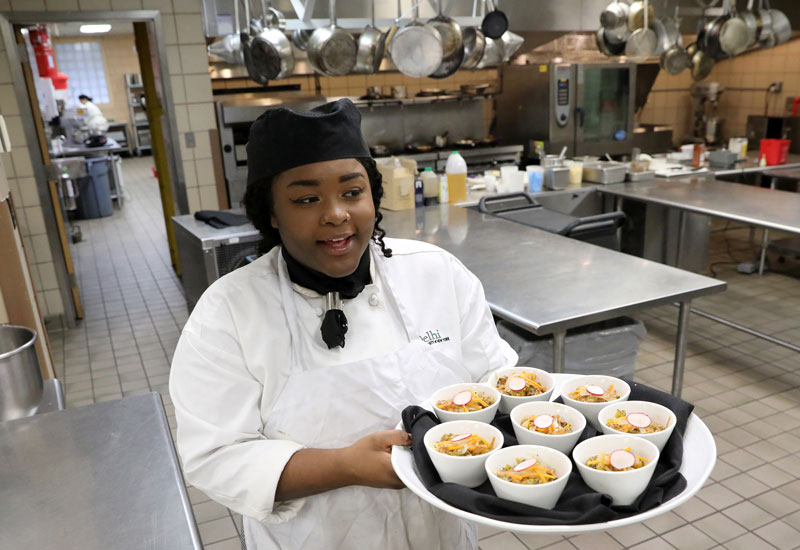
[
  {"x1": 497, "y1": 317, "x2": 646, "y2": 380},
  {"x1": 75, "y1": 157, "x2": 113, "y2": 219},
  {"x1": 0, "y1": 325, "x2": 43, "y2": 421}
]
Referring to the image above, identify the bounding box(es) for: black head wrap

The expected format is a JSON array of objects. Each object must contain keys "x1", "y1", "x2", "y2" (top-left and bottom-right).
[{"x1": 246, "y1": 98, "x2": 371, "y2": 186}]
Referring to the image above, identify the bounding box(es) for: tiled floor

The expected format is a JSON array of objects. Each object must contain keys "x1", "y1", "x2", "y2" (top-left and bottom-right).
[{"x1": 47, "y1": 160, "x2": 800, "y2": 550}]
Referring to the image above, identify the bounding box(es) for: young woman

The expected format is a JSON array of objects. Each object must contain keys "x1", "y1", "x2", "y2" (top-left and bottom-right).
[{"x1": 169, "y1": 99, "x2": 516, "y2": 550}]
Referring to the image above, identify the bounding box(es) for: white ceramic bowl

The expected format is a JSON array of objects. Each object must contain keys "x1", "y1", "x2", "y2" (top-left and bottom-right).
[
  {"x1": 430, "y1": 383, "x2": 501, "y2": 423},
  {"x1": 559, "y1": 375, "x2": 631, "y2": 431},
  {"x1": 487, "y1": 366, "x2": 555, "y2": 414},
  {"x1": 484, "y1": 445, "x2": 572, "y2": 509},
  {"x1": 572, "y1": 434, "x2": 659, "y2": 506},
  {"x1": 509, "y1": 401, "x2": 586, "y2": 454},
  {"x1": 423, "y1": 420, "x2": 504, "y2": 488},
  {"x1": 598, "y1": 400, "x2": 677, "y2": 452}
]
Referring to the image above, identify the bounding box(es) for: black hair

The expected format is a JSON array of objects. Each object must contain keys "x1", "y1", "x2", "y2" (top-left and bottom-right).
[
  {"x1": 78, "y1": 94, "x2": 91, "y2": 101},
  {"x1": 242, "y1": 157, "x2": 392, "y2": 258}
]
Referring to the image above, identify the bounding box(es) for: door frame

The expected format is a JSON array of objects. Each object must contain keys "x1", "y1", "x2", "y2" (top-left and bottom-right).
[{"x1": 0, "y1": 10, "x2": 189, "y2": 328}]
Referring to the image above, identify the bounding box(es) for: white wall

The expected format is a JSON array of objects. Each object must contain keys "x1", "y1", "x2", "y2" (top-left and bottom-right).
[{"x1": 0, "y1": 0, "x2": 220, "y2": 321}]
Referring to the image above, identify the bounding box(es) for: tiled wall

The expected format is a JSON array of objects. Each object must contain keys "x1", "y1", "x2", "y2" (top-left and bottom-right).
[
  {"x1": 639, "y1": 39, "x2": 800, "y2": 145},
  {"x1": 53, "y1": 32, "x2": 140, "y2": 128},
  {"x1": 0, "y1": 0, "x2": 219, "y2": 320},
  {"x1": 212, "y1": 68, "x2": 500, "y2": 134}
]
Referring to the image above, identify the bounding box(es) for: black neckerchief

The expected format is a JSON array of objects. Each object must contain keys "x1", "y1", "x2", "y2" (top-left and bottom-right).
[{"x1": 282, "y1": 247, "x2": 371, "y2": 349}]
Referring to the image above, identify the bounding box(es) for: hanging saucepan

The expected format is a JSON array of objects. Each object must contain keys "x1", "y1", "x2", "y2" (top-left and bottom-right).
[
  {"x1": 628, "y1": 0, "x2": 655, "y2": 31},
  {"x1": 601, "y1": 0, "x2": 630, "y2": 31},
  {"x1": 740, "y1": 0, "x2": 758, "y2": 47},
  {"x1": 704, "y1": 14, "x2": 730, "y2": 61},
  {"x1": 718, "y1": 0, "x2": 749, "y2": 57},
  {"x1": 391, "y1": 0, "x2": 443, "y2": 78},
  {"x1": 754, "y1": 0, "x2": 776, "y2": 48},
  {"x1": 241, "y1": 0, "x2": 264, "y2": 83},
  {"x1": 356, "y1": 0, "x2": 387, "y2": 73},
  {"x1": 691, "y1": 46, "x2": 715, "y2": 81},
  {"x1": 460, "y1": 27, "x2": 486, "y2": 69},
  {"x1": 625, "y1": 0, "x2": 657, "y2": 57},
  {"x1": 291, "y1": 29, "x2": 313, "y2": 51},
  {"x1": 429, "y1": 0, "x2": 465, "y2": 78},
  {"x1": 661, "y1": 44, "x2": 691, "y2": 74},
  {"x1": 307, "y1": 0, "x2": 358, "y2": 76},
  {"x1": 481, "y1": 0, "x2": 508, "y2": 39},
  {"x1": 596, "y1": 27, "x2": 624, "y2": 56},
  {"x1": 769, "y1": 8, "x2": 792, "y2": 45},
  {"x1": 652, "y1": 18, "x2": 671, "y2": 55},
  {"x1": 248, "y1": 0, "x2": 295, "y2": 81}
]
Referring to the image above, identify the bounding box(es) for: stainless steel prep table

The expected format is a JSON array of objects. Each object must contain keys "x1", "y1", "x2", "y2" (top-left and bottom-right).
[
  {"x1": 0, "y1": 393, "x2": 202, "y2": 550},
  {"x1": 380, "y1": 206, "x2": 725, "y2": 396},
  {"x1": 600, "y1": 177, "x2": 800, "y2": 275}
]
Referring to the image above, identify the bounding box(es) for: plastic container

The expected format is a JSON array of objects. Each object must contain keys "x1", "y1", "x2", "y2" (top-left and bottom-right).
[
  {"x1": 420, "y1": 167, "x2": 439, "y2": 199},
  {"x1": 446, "y1": 151, "x2": 467, "y2": 203},
  {"x1": 563, "y1": 160, "x2": 583, "y2": 186},
  {"x1": 526, "y1": 165, "x2": 544, "y2": 193},
  {"x1": 760, "y1": 138, "x2": 790, "y2": 166},
  {"x1": 439, "y1": 174, "x2": 449, "y2": 203}
]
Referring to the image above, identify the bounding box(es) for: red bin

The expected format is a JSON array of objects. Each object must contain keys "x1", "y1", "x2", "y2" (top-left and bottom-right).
[{"x1": 760, "y1": 139, "x2": 790, "y2": 166}]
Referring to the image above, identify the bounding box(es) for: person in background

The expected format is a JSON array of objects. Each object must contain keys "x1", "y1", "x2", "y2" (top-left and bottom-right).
[
  {"x1": 169, "y1": 99, "x2": 517, "y2": 550},
  {"x1": 78, "y1": 94, "x2": 108, "y2": 133}
]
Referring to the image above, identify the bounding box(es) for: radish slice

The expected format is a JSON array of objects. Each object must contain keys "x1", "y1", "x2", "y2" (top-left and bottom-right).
[
  {"x1": 609, "y1": 449, "x2": 636, "y2": 470},
  {"x1": 586, "y1": 384, "x2": 605, "y2": 396},
  {"x1": 507, "y1": 376, "x2": 526, "y2": 392},
  {"x1": 533, "y1": 414, "x2": 554, "y2": 430},
  {"x1": 513, "y1": 458, "x2": 538, "y2": 472},
  {"x1": 626, "y1": 412, "x2": 651, "y2": 429},
  {"x1": 452, "y1": 390, "x2": 473, "y2": 406},
  {"x1": 450, "y1": 433, "x2": 471, "y2": 442}
]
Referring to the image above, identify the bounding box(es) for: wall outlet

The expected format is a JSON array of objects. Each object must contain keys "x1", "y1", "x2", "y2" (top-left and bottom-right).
[{"x1": 770, "y1": 81, "x2": 783, "y2": 93}]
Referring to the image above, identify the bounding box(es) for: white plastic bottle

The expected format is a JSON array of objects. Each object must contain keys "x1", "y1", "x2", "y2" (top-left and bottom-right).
[
  {"x1": 420, "y1": 167, "x2": 440, "y2": 204},
  {"x1": 445, "y1": 151, "x2": 467, "y2": 203}
]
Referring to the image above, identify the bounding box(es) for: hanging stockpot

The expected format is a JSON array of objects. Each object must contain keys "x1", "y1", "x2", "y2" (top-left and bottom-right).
[
  {"x1": 390, "y1": 0, "x2": 443, "y2": 78},
  {"x1": 307, "y1": 0, "x2": 358, "y2": 76},
  {"x1": 355, "y1": 0, "x2": 387, "y2": 73},
  {"x1": 429, "y1": 0, "x2": 465, "y2": 78}
]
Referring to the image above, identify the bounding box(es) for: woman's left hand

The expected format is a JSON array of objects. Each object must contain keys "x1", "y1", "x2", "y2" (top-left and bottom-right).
[{"x1": 340, "y1": 429, "x2": 411, "y2": 490}]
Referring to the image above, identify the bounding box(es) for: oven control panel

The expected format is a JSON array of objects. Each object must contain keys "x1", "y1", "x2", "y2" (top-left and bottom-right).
[{"x1": 554, "y1": 64, "x2": 571, "y2": 127}]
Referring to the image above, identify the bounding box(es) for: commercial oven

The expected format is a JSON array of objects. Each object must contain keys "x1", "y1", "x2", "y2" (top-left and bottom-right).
[{"x1": 496, "y1": 62, "x2": 637, "y2": 158}]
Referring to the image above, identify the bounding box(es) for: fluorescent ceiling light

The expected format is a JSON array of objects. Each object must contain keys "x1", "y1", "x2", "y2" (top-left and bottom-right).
[{"x1": 80, "y1": 24, "x2": 111, "y2": 34}]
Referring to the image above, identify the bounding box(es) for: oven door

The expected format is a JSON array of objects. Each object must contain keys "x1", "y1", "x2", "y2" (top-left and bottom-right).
[{"x1": 574, "y1": 63, "x2": 636, "y2": 157}]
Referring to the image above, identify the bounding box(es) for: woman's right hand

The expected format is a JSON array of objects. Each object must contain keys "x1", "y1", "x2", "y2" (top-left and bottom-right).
[{"x1": 340, "y1": 430, "x2": 411, "y2": 490}]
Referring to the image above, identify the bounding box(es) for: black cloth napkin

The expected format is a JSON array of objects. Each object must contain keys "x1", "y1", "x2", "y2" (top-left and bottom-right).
[
  {"x1": 401, "y1": 381, "x2": 693, "y2": 525},
  {"x1": 194, "y1": 210, "x2": 249, "y2": 228}
]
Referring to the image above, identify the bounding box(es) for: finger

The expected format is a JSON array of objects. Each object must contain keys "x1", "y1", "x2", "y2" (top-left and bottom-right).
[{"x1": 377, "y1": 429, "x2": 412, "y2": 449}]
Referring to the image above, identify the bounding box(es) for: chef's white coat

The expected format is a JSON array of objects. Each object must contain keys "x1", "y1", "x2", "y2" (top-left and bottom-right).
[
  {"x1": 82, "y1": 100, "x2": 109, "y2": 133},
  {"x1": 169, "y1": 237, "x2": 517, "y2": 534}
]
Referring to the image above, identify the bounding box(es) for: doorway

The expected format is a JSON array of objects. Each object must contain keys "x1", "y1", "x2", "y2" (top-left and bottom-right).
[{"x1": 0, "y1": 11, "x2": 188, "y2": 330}]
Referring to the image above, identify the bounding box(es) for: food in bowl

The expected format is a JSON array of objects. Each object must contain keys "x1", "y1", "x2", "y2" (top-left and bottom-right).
[
  {"x1": 494, "y1": 457, "x2": 557, "y2": 485},
  {"x1": 495, "y1": 371, "x2": 547, "y2": 397},
  {"x1": 568, "y1": 384, "x2": 619, "y2": 403},
  {"x1": 585, "y1": 447, "x2": 649, "y2": 471},
  {"x1": 433, "y1": 433, "x2": 495, "y2": 456},
  {"x1": 605, "y1": 409, "x2": 669, "y2": 434},
  {"x1": 520, "y1": 414, "x2": 573, "y2": 435},
  {"x1": 436, "y1": 389, "x2": 495, "y2": 413}
]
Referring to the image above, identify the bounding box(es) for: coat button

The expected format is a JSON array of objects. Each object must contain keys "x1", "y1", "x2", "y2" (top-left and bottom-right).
[
  {"x1": 315, "y1": 307, "x2": 324, "y2": 317},
  {"x1": 368, "y1": 293, "x2": 379, "y2": 307}
]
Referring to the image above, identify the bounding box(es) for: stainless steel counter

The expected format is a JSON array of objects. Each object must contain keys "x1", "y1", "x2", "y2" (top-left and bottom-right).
[
  {"x1": 0, "y1": 393, "x2": 202, "y2": 550},
  {"x1": 599, "y1": 178, "x2": 800, "y2": 234},
  {"x1": 381, "y1": 206, "x2": 726, "y2": 395},
  {"x1": 50, "y1": 137, "x2": 125, "y2": 158}
]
